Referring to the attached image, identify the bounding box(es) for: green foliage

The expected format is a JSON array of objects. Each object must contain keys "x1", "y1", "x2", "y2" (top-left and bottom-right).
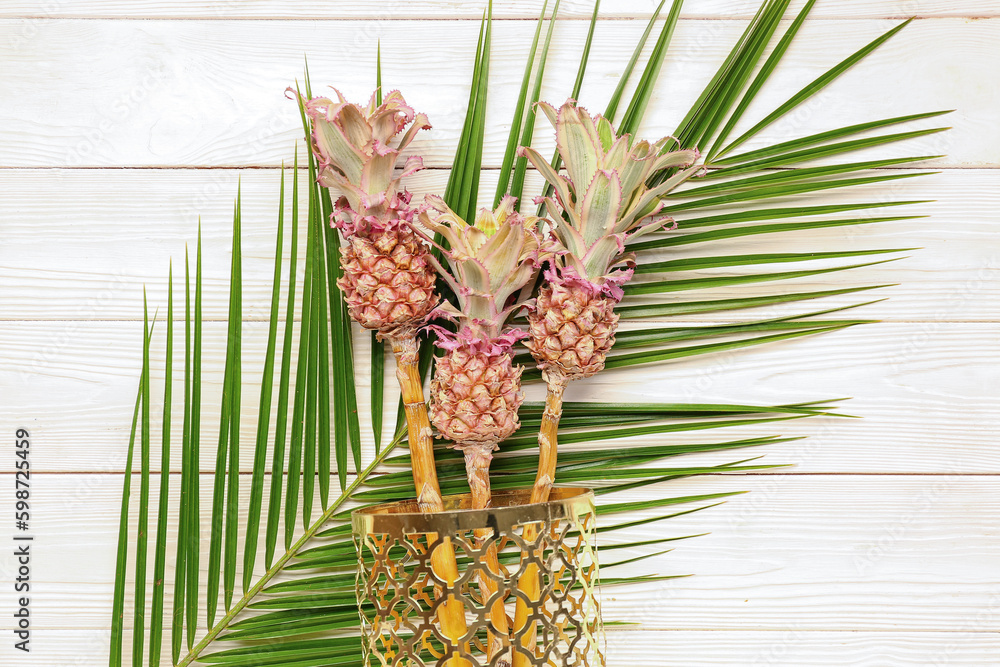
[{"x1": 109, "y1": 1, "x2": 941, "y2": 664}]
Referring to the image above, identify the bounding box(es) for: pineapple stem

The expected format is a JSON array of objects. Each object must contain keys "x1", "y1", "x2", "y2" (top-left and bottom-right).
[
  {"x1": 390, "y1": 333, "x2": 472, "y2": 666},
  {"x1": 463, "y1": 443, "x2": 495, "y2": 509},
  {"x1": 460, "y1": 441, "x2": 511, "y2": 662},
  {"x1": 513, "y1": 372, "x2": 568, "y2": 666},
  {"x1": 479, "y1": 541, "x2": 510, "y2": 663},
  {"x1": 531, "y1": 372, "x2": 567, "y2": 504},
  {"x1": 391, "y1": 333, "x2": 443, "y2": 512}
]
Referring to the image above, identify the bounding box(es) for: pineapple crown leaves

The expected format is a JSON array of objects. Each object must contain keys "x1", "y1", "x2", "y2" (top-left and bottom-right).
[
  {"x1": 542, "y1": 260, "x2": 634, "y2": 304},
  {"x1": 518, "y1": 99, "x2": 701, "y2": 285},
  {"x1": 425, "y1": 323, "x2": 529, "y2": 355},
  {"x1": 331, "y1": 188, "x2": 419, "y2": 239},
  {"x1": 418, "y1": 194, "x2": 545, "y2": 342},
  {"x1": 294, "y1": 87, "x2": 431, "y2": 215}
]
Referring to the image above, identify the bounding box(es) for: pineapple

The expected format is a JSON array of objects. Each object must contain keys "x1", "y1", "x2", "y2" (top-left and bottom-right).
[
  {"x1": 301, "y1": 87, "x2": 444, "y2": 505},
  {"x1": 526, "y1": 268, "x2": 620, "y2": 383},
  {"x1": 512, "y1": 99, "x2": 702, "y2": 667},
  {"x1": 518, "y1": 99, "x2": 701, "y2": 499},
  {"x1": 418, "y1": 194, "x2": 543, "y2": 506},
  {"x1": 420, "y1": 195, "x2": 543, "y2": 663},
  {"x1": 302, "y1": 89, "x2": 473, "y2": 663},
  {"x1": 520, "y1": 100, "x2": 701, "y2": 385},
  {"x1": 302, "y1": 88, "x2": 437, "y2": 339},
  {"x1": 335, "y1": 191, "x2": 437, "y2": 336}
]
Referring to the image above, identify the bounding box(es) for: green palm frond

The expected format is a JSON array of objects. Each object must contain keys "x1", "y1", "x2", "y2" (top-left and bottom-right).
[{"x1": 109, "y1": 1, "x2": 941, "y2": 665}]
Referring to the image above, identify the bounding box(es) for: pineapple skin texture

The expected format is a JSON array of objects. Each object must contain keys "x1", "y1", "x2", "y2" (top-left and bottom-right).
[
  {"x1": 337, "y1": 222, "x2": 437, "y2": 337},
  {"x1": 526, "y1": 279, "x2": 619, "y2": 382},
  {"x1": 428, "y1": 343, "x2": 524, "y2": 448}
]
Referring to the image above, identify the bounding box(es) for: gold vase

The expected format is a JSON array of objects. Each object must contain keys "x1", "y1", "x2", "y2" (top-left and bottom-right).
[{"x1": 352, "y1": 487, "x2": 605, "y2": 666}]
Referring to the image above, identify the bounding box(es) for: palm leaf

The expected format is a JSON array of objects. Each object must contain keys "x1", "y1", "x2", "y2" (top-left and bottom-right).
[
  {"x1": 149, "y1": 265, "x2": 173, "y2": 665},
  {"x1": 132, "y1": 293, "x2": 152, "y2": 663},
  {"x1": 108, "y1": 205, "x2": 844, "y2": 665},
  {"x1": 243, "y1": 169, "x2": 285, "y2": 593},
  {"x1": 205, "y1": 189, "x2": 242, "y2": 626},
  {"x1": 618, "y1": 0, "x2": 685, "y2": 136},
  {"x1": 715, "y1": 18, "x2": 915, "y2": 159},
  {"x1": 169, "y1": 251, "x2": 191, "y2": 661},
  {"x1": 109, "y1": 317, "x2": 151, "y2": 667},
  {"x1": 265, "y1": 159, "x2": 299, "y2": 569},
  {"x1": 704, "y1": 0, "x2": 814, "y2": 162},
  {"x1": 508, "y1": 0, "x2": 562, "y2": 210},
  {"x1": 493, "y1": 0, "x2": 551, "y2": 208}
]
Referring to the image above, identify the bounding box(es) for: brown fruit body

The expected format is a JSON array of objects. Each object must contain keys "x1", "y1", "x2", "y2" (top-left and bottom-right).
[
  {"x1": 525, "y1": 281, "x2": 619, "y2": 381},
  {"x1": 428, "y1": 343, "x2": 524, "y2": 448},
  {"x1": 337, "y1": 224, "x2": 437, "y2": 336}
]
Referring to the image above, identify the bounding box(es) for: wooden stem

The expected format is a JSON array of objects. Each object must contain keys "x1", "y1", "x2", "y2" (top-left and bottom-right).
[
  {"x1": 512, "y1": 373, "x2": 567, "y2": 667},
  {"x1": 390, "y1": 333, "x2": 471, "y2": 666},
  {"x1": 463, "y1": 443, "x2": 511, "y2": 664},
  {"x1": 531, "y1": 374, "x2": 566, "y2": 504},
  {"x1": 391, "y1": 333, "x2": 442, "y2": 513},
  {"x1": 463, "y1": 443, "x2": 494, "y2": 510}
]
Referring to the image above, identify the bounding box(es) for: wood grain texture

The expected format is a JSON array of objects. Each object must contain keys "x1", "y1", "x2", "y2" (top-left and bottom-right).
[
  {"x1": 0, "y1": 18, "x2": 996, "y2": 168},
  {"x1": 14, "y1": 629, "x2": 1000, "y2": 666},
  {"x1": 2, "y1": 168, "x2": 998, "y2": 323},
  {"x1": 3, "y1": 0, "x2": 999, "y2": 19},
  {"x1": 2, "y1": 320, "x2": 997, "y2": 474},
  {"x1": 3, "y1": 2, "x2": 997, "y2": 664},
  {"x1": 603, "y1": 630, "x2": 1000, "y2": 666}
]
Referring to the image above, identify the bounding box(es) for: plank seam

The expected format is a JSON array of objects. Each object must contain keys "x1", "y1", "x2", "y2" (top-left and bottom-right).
[{"x1": 3, "y1": 15, "x2": 998, "y2": 21}]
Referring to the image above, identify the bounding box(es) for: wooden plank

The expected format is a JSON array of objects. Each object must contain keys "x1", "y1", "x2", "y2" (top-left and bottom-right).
[
  {"x1": 1, "y1": 168, "x2": 996, "y2": 323},
  {"x1": 0, "y1": 18, "x2": 995, "y2": 168},
  {"x1": 15, "y1": 628, "x2": 1000, "y2": 666},
  {"x1": 3, "y1": 0, "x2": 998, "y2": 20},
  {"x1": 25, "y1": 627, "x2": 1000, "y2": 666},
  {"x1": 2, "y1": 5, "x2": 995, "y2": 661},
  {"x1": 2, "y1": 321, "x2": 997, "y2": 474},
  {"x1": 2, "y1": 475, "x2": 997, "y2": 636},
  {"x1": 602, "y1": 630, "x2": 1000, "y2": 665}
]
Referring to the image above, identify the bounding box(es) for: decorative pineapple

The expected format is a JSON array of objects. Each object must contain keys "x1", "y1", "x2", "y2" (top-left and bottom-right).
[
  {"x1": 419, "y1": 194, "x2": 543, "y2": 508},
  {"x1": 302, "y1": 88, "x2": 476, "y2": 662},
  {"x1": 302, "y1": 88, "x2": 437, "y2": 340},
  {"x1": 335, "y1": 190, "x2": 437, "y2": 335},
  {"x1": 301, "y1": 86, "x2": 444, "y2": 505},
  {"x1": 518, "y1": 99, "x2": 701, "y2": 502}
]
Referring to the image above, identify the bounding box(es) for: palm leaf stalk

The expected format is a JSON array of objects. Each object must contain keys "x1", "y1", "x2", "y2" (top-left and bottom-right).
[{"x1": 109, "y1": 318, "x2": 152, "y2": 667}]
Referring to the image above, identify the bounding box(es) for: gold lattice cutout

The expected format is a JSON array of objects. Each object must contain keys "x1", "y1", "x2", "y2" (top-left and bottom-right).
[{"x1": 353, "y1": 488, "x2": 605, "y2": 666}]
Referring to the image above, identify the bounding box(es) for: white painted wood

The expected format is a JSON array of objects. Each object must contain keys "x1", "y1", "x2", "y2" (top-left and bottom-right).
[
  {"x1": 3, "y1": 0, "x2": 998, "y2": 19},
  {"x1": 3, "y1": 2, "x2": 997, "y2": 664},
  {"x1": 0, "y1": 18, "x2": 996, "y2": 168},
  {"x1": 1, "y1": 320, "x2": 997, "y2": 474},
  {"x1": 602, "y1": 630, "x2": 1000, "y2": 666},
  {"x1": 2, "y1": 168, "x2": 997, "y2": 323},
  {"x1": 14, "y1": 629, "x2": 1000, "y2": 666}
]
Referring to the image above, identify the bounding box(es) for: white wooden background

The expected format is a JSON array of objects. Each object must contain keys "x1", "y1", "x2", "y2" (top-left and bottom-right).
[{"x1": 1, "y1": 0, "x2": 999, "y2": 665}]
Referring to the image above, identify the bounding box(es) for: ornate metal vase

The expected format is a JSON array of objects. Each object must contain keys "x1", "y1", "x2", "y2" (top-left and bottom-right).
[{"x1": 352, "y1": 487, "x2": 605, "y2": 666}]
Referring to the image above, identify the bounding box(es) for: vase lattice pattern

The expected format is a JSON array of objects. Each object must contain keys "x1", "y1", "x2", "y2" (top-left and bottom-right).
[{"x1": 352, "y1": 488, "x2": 604, "y2": 666}]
